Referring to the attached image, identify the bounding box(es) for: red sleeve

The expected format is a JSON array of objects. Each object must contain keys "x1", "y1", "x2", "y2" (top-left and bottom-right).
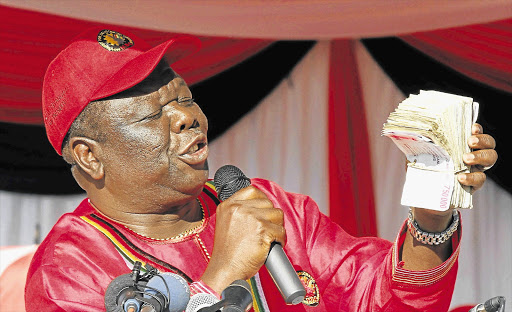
[
  {"x1": 24, "y1": 212, "x2": 130, "y2": 312},
  {"x1": 25, "y1": 265, "x2": 106, "y2": 312},
  {"x1": 252, "y1": 178, "x2": 460, "y2": 312},
  {"x1": 189, "y1": 280, "x2": 221, "y2": 299}
]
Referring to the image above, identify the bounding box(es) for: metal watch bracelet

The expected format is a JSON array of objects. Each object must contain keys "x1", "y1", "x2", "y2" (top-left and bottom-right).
[{"x1": 407, "y1": 208, "x2": 459, "y2": 245}]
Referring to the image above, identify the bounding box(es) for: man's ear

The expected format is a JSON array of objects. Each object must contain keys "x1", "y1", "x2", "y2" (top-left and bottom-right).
[{"x1": 68, "y1": 137, "x2": 105, "y2": 180}]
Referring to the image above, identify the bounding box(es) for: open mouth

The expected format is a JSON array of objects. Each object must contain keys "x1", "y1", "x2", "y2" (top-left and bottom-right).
[
  {"x1": 186, "y1": 142, "x2": 206, "y2": 154},
  {"x1": 178, "y1": 139, "x2": 209, "y2": 165}
]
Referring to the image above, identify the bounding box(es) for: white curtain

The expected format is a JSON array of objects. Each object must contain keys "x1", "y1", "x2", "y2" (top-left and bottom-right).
[
  {"x1": 2, "y1": 0, "x2": 511, "y2": 39},
  {"x1": 0, "y1": 191, "x2": 84, "y2": 246},
  {"x1": 208, "y1": 41, "x2": 331, "y2": 215}
]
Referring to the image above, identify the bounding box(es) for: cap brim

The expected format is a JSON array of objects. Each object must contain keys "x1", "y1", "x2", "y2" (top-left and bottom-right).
[{"x1": 93, "y1": 34, "x2": 201, "y2": 101}]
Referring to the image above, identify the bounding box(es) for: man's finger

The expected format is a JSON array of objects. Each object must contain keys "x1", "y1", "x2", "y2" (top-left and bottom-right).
[
  {"x1": 250, "y1": 206, "x2": 284, "y2": 225},
  {"x1": 262, "y1": 223, "x2": 287, "y2": 247},
  {"x1": 463, "y1": 149, "x2": 498, "y2": 168},
  {"x1": 468, "y1": 134, "x2": 496, "y2": 150},
  {"x1": 472, "y1": 123, "x2": 483, "y2": 135},
  {"x1": 458, "y1": 172, "x2": 486, "y2": 191},
  {"x1": 227, "y1": 185, "x2": 269, "y2": 201}
]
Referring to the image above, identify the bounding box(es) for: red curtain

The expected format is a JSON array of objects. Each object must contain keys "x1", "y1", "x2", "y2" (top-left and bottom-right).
[
  {"x1": 401, "y1": 18, "x2": 512, "y2": 93},
  {"x1": 0, "y1": 5, "x2": 271, "y2": 124},
  {"x1": 328, "y1": 40, "x2": 378, "y2": 237}
]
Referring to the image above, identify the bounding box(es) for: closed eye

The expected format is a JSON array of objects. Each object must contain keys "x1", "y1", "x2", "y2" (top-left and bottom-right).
[
  {"x1": 140, "y1": 108, "x2": 163, "y2": 121},
  {"x1": 177, "y1": 97, "x2": 195, "y2": 106},
  {"x1": 138, "y1": 97, "x2": 193, "y2": 122}
]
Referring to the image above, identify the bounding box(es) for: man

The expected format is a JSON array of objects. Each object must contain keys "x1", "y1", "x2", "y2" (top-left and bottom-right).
[{"x1": 25, "y1": 27, "x2": 497, "y2": 311}]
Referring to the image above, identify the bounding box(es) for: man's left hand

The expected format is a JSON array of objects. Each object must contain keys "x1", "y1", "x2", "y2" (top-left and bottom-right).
[
  {"x1": 457, "y1": 123, "x2": 497, "y2": 192},
  {"x1": 413, "y1": 123, "x2": 497, "y2": 233},
  {"x1": 403, "y1": 123, "x2": 497, "y2": 270}
]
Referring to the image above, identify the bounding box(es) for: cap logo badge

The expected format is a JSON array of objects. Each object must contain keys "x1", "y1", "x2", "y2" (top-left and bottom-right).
[{"x1": 97, "y1": 30, "x2": 134, "y2": 52}]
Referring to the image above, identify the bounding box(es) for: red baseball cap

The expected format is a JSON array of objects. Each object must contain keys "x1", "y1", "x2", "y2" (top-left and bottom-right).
[{"x1": 42, "y1": 27, "x2": 201, "y2": 155}]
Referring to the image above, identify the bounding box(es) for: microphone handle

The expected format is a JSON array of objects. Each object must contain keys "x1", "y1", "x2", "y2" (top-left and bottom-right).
[
  {"x1": 213, "y1": 165, "x2": 305, "y2": 305},
  {"x1": 265, "y1": 243, "x2": 306, "y2": 305}
]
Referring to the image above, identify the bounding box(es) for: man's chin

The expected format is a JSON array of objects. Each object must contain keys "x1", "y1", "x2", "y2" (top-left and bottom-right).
[
  {"x1": 191, "y1": 160, "x2": 209, "y2": 185},
  {"x1": 191, "y1": 159, "x2": 209, "y2": 172}
]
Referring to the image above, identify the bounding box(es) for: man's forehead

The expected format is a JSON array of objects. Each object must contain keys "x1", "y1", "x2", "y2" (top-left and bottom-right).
[
  {"x1": 107, "y1": 60, "x2": 181, "y2": 100},
  {"x1": 96, "y1": 76, "x2": 191, "y2": 119}
]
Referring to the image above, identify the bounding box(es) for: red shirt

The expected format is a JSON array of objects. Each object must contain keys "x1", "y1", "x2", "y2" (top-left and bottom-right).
[{"x1": 25, "y1": 179, "x2": 460, "y2": 311}]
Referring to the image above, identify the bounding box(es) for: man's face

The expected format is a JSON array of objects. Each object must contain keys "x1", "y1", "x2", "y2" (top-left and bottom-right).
[{"x1": 95, "y1": 63, "x2": 209, "y2": 209}]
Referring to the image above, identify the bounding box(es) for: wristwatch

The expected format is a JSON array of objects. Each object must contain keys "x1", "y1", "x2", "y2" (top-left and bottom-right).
[{"x1": 407, "y1": 208, "x2": 459, "y2": 245}]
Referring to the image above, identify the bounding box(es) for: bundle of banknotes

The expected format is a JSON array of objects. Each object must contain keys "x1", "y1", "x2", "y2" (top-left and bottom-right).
[{"x1": 382, "y1": 90, "x2": 479, "y2": 211}]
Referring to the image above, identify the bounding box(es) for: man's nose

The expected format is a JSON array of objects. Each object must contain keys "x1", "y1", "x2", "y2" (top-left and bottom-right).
[{"x1": 169, "y1": 105, "x2": 198, "y2": 133}]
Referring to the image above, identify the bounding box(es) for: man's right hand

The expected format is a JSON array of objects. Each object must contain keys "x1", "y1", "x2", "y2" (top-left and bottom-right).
[{"x1": 200, "y1": 185, "x2": 286, "y2": 294}]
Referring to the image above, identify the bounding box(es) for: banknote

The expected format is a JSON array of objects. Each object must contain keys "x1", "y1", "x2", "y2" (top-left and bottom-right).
[{"x1": 382, "y1": 90, "x2": 479, "y2": 210}]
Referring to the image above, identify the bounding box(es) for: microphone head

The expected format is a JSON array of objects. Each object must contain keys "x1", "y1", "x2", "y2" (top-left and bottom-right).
[
  {"x1": 221, "y1": 280, "x2": 253, "y2": 312},
  {"x1": 105, "y1": 273, "x2": 139, "y2": 312},
  {"x1": 484, "y1": 296, "x2": 506, "y2": 312},
  {"x1": 221, "y1": 280, "x2": 251, "y2": 298},
  {"x1": 214, "y1": 165, "x2": 251, "y2": 201},
  {"x1": 185, "y1": 293, "x2": 219, "y2": 312},
  {"x1": 143, "y1": 272, "x2": 190, "y2": 312}
]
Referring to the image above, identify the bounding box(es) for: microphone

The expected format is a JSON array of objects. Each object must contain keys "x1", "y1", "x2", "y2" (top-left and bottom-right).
[
  {"x1": 468, "y1": 296, "x2": 506, "y2": 312},
  {"x1": 187, "y1": 280, "x2": 252, "y2": 312},
  {"x1": 214, "y1": 165, "x2": 306, "y2": 305},
  {"x1": 105, "y1": 262, "x2": 190, "y2": 312},
  {"x1": 185, "y1": 293, "x2": 219, "y2": 312},
  {"x1": 219, "y1": 280, "x2": 253, "y2": 312},
  {"x1": 143, "y1": 272, "x2": 191, "y2": 312},
  {"x1": 105, "y1": 273, "x2": 141, "y2": 312}
]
